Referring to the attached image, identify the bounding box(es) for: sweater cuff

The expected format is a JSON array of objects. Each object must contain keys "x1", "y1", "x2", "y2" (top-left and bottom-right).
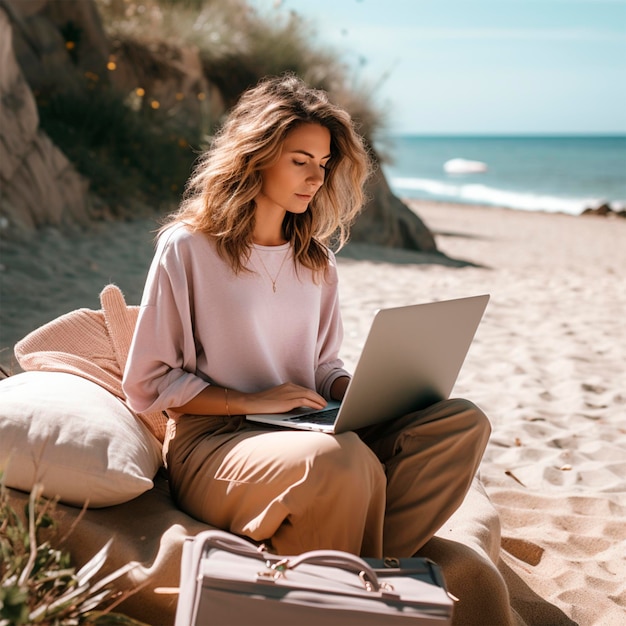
[{"x1": 318, "y1": 367, "x2": 351, "y2": 400}]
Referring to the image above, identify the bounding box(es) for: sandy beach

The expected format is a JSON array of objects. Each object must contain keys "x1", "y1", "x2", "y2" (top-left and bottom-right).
[
  {"x1": 342, "y1": 201, "x2": 626, "y2": 625},
  {"x1": 1, "y1": 200, "x2": 625, "y2": 624}
]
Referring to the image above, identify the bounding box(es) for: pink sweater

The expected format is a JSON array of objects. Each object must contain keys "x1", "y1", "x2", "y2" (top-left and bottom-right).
[{"x1": 122, "y1": 223, "x2": 350, "y2": 416}]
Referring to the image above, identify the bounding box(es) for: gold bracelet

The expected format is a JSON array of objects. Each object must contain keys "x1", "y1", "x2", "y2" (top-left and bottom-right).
[{"x1": 224, "y1": 387, "x2": 231, "y2": 417}]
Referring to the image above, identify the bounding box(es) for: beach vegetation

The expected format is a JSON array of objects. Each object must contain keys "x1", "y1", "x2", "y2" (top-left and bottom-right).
[
  {"x1": 34, "y1": 0, "x2": 385, "y2": 217},
  {"x1": 0, "y1": 479, "x2": 147, "y2": 625},
  {"x1": 36, "y1": 82, "x2": 196, "y2": 217}
]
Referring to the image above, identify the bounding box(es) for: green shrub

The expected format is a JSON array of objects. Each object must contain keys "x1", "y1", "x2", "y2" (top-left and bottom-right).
[
  {"x1": 96, "y1": 0, "x2": 386, "y2": 137},
  {"x1": 37, "y1": 0, "x2": 386, "y2": 219},
  {"x1": 36, "y1": 80, "x2": 198, "y2": 217}
]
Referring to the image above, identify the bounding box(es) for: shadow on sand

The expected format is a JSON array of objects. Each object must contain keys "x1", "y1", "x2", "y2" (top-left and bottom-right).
[{"x1": 338, "y1": 242, "x2": 487, "y2": 269}]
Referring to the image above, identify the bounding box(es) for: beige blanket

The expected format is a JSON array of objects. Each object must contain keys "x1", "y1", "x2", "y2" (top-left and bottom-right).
[{"x1": 7, "y1": 473, "x2": 518, "y2": 626}]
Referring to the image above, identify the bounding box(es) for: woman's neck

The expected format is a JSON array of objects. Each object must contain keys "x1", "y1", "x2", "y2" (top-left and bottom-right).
[
  {"x1": 252, "y1": 202, "x2": 288, "y2": 246},
  {"x1": 252, "y1": 223, "x2": 288, "y2": 246},
  {"x1": 253, "y1": 235, "x2": 288, "y2": 246}
]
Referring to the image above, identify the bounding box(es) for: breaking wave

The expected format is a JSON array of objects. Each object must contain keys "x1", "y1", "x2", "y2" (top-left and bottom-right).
[{"x1": 389, "y1": 177, "x2": 605, "y2": 215}]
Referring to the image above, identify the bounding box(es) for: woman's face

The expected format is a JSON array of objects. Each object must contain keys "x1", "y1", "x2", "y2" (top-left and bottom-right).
[{"x1": 256, "y1": 123, "x2": 331, "y2": 216}]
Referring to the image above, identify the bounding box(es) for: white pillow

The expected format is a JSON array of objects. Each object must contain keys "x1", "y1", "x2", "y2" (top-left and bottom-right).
[{"x1": 0, "y1": 371, "x2": 162, "y2": 507}]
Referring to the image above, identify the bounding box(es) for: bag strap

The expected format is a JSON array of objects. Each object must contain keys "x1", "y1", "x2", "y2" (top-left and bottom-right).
[{"x1": 197, "y1": 530, "x2": 264, "y2": 558}]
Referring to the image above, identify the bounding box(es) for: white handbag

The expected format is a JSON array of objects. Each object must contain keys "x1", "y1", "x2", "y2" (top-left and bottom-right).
[{"x1": 175, "y1": 530, "x2": 453, "y2": 626}]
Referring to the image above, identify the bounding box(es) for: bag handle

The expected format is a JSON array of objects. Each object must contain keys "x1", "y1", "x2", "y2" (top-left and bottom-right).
[
  {"x1": 278, "y1": 550, "x2": 382, "y2": 592},
  {"x1": 194, "y1": 531, "x2": 385, "y2": 593}
]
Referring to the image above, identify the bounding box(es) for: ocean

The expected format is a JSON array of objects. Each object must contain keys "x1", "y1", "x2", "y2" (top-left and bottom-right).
[{"x1": 380, "y1": 135, "x2": 626, "y2": 215}]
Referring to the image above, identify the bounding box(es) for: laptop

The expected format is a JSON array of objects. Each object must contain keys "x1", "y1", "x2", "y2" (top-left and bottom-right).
[{"x1": 246, "y1": 294, "x2": 489, "y2": 434}]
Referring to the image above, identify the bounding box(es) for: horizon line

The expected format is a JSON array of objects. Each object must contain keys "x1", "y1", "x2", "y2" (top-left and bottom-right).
[{"x1": 382, "y1": 132, "x2": 626, "y2": 138}]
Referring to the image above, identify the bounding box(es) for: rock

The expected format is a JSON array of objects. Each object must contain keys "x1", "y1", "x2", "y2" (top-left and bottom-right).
[
  {"x1": 0, "y1": 0, "x2": 438, "y2": 251},
  {"x1": 443, "y1": 158, "x2": 488, "y2": 174},
  {"x1": 591, "y1": 202, "x2": 612, "y2": 215},
  {"x1": 581, "y1": 202, "x2": 625, "y2": 218},
  {"x1": 4, "y1": 0, "x2": 109, "y2": 95},
  {"x1": 0, "y1": 5, "x2": 91, "y2": 230},
  {"x1": 351, "y1": 155, "x2": 438, "y2": 251}
]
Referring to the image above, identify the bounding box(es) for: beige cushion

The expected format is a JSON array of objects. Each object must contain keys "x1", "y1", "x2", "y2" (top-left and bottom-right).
[{"x1": 0, "y1": 371, "x2": 162, "y2": 508}]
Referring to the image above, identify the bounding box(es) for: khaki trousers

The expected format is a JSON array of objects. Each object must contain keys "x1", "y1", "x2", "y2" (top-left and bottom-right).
[{"x1": 164, "y1": 398, "x2": 490, "y2": 558}]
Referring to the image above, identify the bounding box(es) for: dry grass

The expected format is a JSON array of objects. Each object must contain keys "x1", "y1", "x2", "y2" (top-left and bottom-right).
[{"x1": 0, "y1": 480, "x2": 147, "y2": 626}]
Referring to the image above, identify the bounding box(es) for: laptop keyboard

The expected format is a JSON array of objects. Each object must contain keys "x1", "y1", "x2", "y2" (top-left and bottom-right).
[{"x1": 288, "y1": 407, "x2": 339, "y2": 425}]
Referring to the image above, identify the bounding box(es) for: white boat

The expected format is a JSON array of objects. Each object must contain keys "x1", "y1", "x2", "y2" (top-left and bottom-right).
[{"x1": 444, "y1": 158, "x2": 488, "y2": 174}]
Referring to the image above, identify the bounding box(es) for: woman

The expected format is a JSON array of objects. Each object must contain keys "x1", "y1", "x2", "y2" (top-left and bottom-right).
[{"x1": 123, "y1": 74, "x2": 490, "y2": 558}]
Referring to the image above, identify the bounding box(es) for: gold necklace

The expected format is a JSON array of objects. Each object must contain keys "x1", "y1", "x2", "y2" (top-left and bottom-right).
[{"x1": 254, "y1": 247, "x2": 290, "y2": 293}]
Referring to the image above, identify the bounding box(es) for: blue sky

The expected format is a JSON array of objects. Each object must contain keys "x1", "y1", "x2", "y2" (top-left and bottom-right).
[{"x1": 252, "y1": 0, "x2": 626, "y2": 135}]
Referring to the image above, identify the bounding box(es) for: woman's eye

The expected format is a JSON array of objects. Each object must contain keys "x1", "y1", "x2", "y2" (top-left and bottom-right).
[{"x1": 293, "y1": 160, "x2": 306, "y2": 166}]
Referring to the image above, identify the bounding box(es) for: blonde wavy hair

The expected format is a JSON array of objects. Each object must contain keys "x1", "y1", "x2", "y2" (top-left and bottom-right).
[{"x1": 163, "y1": 74, "x2": 373, "y2": 274}]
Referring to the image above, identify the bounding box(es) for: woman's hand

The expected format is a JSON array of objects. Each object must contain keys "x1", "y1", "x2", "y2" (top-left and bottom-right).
[
  {"x1": 171, "y1": 382, "x2": 326, "y2": 416},
  {"x1": 241, "y1": 382, "x2": 327, "y2": 415}
]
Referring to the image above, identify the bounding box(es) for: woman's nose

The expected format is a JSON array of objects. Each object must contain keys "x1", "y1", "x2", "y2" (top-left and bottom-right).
[{"x1": 307, "y1": 165, "x2": 325, "y2": 185}]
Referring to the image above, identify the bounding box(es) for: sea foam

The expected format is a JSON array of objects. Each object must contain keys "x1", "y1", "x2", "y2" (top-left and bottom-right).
[{"x1": 390, "y1": 177, "x2": 603, "y2": 215}]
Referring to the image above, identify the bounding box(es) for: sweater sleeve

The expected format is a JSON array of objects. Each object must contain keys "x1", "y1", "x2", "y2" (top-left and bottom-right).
[
  {"x1": 122, "y1": 228, "x2": 210, "y2": 415},
  {"x1": 315, "y1": 251, "x2": 352, "y2": 399}
]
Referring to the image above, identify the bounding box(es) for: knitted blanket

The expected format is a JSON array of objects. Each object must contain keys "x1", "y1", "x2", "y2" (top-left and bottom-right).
[{"x1": 14, "y1": 284, "x2": 168, "y2": 443}]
